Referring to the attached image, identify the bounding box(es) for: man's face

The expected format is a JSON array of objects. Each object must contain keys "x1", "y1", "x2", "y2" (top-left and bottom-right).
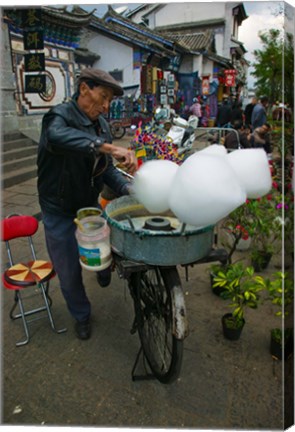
[{"x1": 78, "y1": 82, "x2": 114, "y2": 121}]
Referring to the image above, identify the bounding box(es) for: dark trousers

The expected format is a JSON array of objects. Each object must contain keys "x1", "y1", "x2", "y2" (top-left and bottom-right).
[{"x1": 41, "y1": 210, "x2": 91, "y2": 322}]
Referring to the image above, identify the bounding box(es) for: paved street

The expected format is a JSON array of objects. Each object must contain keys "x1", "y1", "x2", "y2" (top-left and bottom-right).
[{"x1": 1, "y1": 145, "x2": 293, "y2": 429}]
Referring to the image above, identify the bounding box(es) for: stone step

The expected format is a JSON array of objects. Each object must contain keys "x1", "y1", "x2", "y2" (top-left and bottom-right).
[
  {"x1": 2, "y1": 131, "x2": 38, "y2": 187},
  {"x1": 2, "y1": 154, "x2": 37, "y2": 174},
  {"x1": 2, "y1": 137, "x2": 36, "y2": 152},
  {"x1": 2, "y1": 131, "x2": 25, "y2": 142},
  {"x1": 2, "y1": 145, "x2": 38, "y2": 162},
  {"x1": 2, "y1": 166, "x2": 37, "y2": 189}
]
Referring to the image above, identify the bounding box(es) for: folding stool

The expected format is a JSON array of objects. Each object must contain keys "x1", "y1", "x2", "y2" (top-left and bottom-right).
[{"x1": 1, "y1": 214, "x2": 67, "y2": 346}]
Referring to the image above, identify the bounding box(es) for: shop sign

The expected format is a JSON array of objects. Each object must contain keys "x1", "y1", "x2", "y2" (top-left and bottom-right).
[
  {"x1": 22, "y1": 9, "x2": 42, "y2": 28},
  {"x1": 23, "y1": 30, "x2": 44, "y2": 50},
  {"x1": 202, "y1": 75, "x2": 210, "y2": 95},
  {"x1": 224, "y1": 69, "x2": 237, "y2": 87},
  {"x1": 24, "y1": 53, "x2": 45, "y2": 72},
  {"x1": 25, "y1": 74, "x2": 46, "y2": 93}
]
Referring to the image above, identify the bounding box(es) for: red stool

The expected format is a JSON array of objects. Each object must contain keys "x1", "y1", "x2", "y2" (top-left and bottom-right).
[{"x1": 1, "y1": 214, "x2": 67, "y2": 346}]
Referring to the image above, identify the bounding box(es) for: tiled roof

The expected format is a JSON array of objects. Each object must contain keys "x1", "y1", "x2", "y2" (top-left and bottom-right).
[
  {"x1": 161, "y1": 29, "x2": 213, "y2": 52},
  {"x1": 89, "y1": 6, "x2": 187, "y2": 57},
  {"x1": 42, "y1": 6, "x2": 95, "y2": 28}
]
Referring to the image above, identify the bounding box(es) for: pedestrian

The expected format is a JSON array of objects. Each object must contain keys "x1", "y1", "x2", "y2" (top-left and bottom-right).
[
  {"x1": 37, "y1": 68, "x2": 137, "y2": 340},
  {"x1": 230, "y1": 101, "x2": 244, "y2": 126},
  {"x1": 250, "y1": 123, "x2": 272, "y2": 154},
  {"x1": 251, "y1": 96, "x2": 269, "y2": 129},
  {"x1": 215, "y1": 95, "x2": 232, "y2": 127},
  {"x1": 189, "y1": 97, "x2": 202, "y2": 126},
  {"x1": 244, "y1": 96, "x2": 257, "y2": 129},
  {"x1": 224, "y1": 120, "x2": 251, "y2": 150}
]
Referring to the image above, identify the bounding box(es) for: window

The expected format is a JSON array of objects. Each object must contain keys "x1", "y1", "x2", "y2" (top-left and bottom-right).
[{"x1": 109, "y1": 69, "x2": 123, "y2": 82}]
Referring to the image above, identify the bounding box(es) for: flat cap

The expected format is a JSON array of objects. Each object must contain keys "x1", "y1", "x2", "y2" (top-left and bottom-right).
[{"x1": 78, "y1": 68, "x2": 124, "y2": 96}]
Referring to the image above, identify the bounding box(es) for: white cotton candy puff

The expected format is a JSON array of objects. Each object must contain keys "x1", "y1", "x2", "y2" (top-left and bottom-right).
[
  {"x1": 169, "y1": 153, "x2": 246, "y2": 227},
  {"x1": 199, "y1": 144, "x2": 227, "y2": 157},
  {"x1": 133, "y1": 160, "x2": 179, "y2": 213},
  {"x1": 227, "y1": 148, "x2": 272, "y2": 198}
]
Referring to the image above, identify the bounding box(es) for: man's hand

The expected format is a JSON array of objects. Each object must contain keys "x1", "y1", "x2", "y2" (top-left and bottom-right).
[{"x1": 100, "y1": 143, "x2": 137, "y2": 175}]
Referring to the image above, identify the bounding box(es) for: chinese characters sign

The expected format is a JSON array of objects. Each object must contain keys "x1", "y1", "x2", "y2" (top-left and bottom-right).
[
  {"x1": 25, "y1": 75, "x2": 46, "y2": 93},
  {"x1": 24, "y1": 53, "x2": 45, "y2": 71},
  {"x1": 22, "y1": 8, "x2": 46, "y2": 94},
  {"x1": 23, "y1": 31, "x2": 44, "y2": 50},
  {"x1": 22, "y1": 9, "x2": 42, "y2": 28},
  {"x1": 224, "y1": 69, "x2": 236, "y2": 87},
  {"x1": 202, "y1": 75, "x2": 210, "y2": 95}
]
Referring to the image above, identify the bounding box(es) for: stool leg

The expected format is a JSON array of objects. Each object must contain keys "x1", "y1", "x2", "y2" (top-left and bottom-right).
[
  {"x1": 11, "y1": 291, "x2": 30, "y2": 347},
  {"x1": 39, "y1": 282, "x2": 67, "y2": 334}
]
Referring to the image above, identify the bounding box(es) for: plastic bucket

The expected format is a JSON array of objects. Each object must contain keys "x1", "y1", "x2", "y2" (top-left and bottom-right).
[
  {"x1": 208, "y1": 118, "x2": 215, "y2": 127},
  {"x1": 76, "y1": 207, "x2": 102, "y2": 220},
  {"x1": 75, "y1": 216, "x2": 112, "y2": 271}
]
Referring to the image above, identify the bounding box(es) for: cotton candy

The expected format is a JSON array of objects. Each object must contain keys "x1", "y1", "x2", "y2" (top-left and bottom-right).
[
  {"x1": 169, "y1": 153, "x2": 246, "y2": 227},
  {"x1": 199, "y1": 144, "x2": 227, "y2": 157},
  {"x1": 227, "y1": 148, "x2": 272, "y2": 198},
  {"x1": 133, "y1": 160, "x2": 179, "y2": 213}
]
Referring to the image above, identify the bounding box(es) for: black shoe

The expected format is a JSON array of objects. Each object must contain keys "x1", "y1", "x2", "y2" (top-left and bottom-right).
[
  {"x1": 96, "y1": 267, "x2": 112, "y2": 287},
  {"x1": 75, "y1": 319, "x2": 91, "y2": 340}
]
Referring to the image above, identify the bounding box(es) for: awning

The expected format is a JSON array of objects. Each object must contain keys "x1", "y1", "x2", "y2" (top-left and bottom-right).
[{"x1": 123, "y1": 85, "x2": 139, "y2": 99}]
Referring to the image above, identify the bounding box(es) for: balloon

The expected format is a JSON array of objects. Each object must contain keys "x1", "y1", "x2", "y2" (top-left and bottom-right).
[
  {"x1": 227, "y1": 148, "x2": 272, "y2": 198},
  {"x1": 133, "y1": 160, "x2": 179, "y2": 213},
  {"x1": 169, "y1": 153, "x2": 246, "y2": 227}
]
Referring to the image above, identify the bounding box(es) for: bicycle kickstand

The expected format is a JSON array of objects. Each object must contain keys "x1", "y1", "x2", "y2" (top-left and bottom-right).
[{"x1": 131, "y1": 345, "x2": 156, "y2": 382}]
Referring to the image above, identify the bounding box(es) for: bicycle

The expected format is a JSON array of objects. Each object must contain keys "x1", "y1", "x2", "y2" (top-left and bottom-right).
[{"x1": 104, "y1": 195, "x2": 227, "y2": 383}]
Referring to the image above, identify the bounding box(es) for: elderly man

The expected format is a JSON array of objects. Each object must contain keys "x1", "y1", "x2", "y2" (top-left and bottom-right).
[{"x1": 37, "y1": 68, "x2": 137, "y2": 340}]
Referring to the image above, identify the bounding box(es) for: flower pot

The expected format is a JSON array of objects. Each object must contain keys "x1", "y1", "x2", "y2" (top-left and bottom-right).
[
  {"x1": 221, "y1": 313, "x2": 245, "y2": 340},
  {"x1": 251, "y1": 252, "x2": 272, "y2": 272},
  {"x1": 270, "y1": 330, "x2": 293, "y2": 360}
]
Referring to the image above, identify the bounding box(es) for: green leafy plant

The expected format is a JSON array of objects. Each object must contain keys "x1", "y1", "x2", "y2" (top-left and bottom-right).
[
  {"x1": 257, "y1": 271, "x2": 294, "y2": 345},
  {"x1": 213, "y1": 262, "x2": 264, "y2": 329}
]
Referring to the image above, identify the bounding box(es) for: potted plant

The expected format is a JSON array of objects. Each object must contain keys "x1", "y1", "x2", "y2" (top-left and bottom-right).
[
  {"x1": 246, "y1": 192, "x2": 282, "y2": 271},
  {"x1": 257, "y1": 271, "x2": 294, "y2": 360},
  {"x1": 209, "y1": 204, "x2": 252, "y2": 296},
  {"x1": 212, "y1": 262, "x2": 264, "y2": 340}
]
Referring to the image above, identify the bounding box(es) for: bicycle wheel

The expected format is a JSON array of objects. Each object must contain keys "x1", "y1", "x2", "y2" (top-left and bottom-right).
[
  {"x1": 130, "y1": 266, "x2": 184, "y2": 383},
  {"x1": 110, "y1": 122, "x2": 126, "y2": 139}
]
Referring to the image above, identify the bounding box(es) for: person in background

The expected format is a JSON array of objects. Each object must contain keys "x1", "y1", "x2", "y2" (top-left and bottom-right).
[
  {"x1": 224, "y1": 120, "x2": 251, "y2": 150},
  {"x1": 37, "y1": 68, "x2": 137, "y2": 341},
  {"x1": 244, "y1": 96, "x2": 257, "y2": 129},
  {"x1": 215, "y1": 95, "x2": 232, "y2": 127},
  {"x1": 189, "y1": 97, "x2": 202, "y2": 126},
  {"x1": 250, "y1": 123, "x2": 272, "y2": 154},
  {"x1": 251, "y1": 96, "x2": 269, "y2": 129},
  {"x1": 230, "y1": 101, "x2": 244, "y2": 126}
]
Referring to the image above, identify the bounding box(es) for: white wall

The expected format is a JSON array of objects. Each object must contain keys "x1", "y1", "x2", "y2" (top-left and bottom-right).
[
  {"x1": 87, "y1": 34, "x2": 140, "y2": 88},
  {"x1": 152, "y1": 2, "x2": 226, "y2": 28}
]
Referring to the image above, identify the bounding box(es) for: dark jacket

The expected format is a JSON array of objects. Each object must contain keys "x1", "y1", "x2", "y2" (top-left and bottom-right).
[
  {"x1": 216, "y1": 102, "x2": 232, "y2": 127},
  {"x1": 244, "y1": 102, "x2": 255, "y2": 126},
  {"x1": 37, "y1": 97, "x2": 129, "y2": 216}
]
